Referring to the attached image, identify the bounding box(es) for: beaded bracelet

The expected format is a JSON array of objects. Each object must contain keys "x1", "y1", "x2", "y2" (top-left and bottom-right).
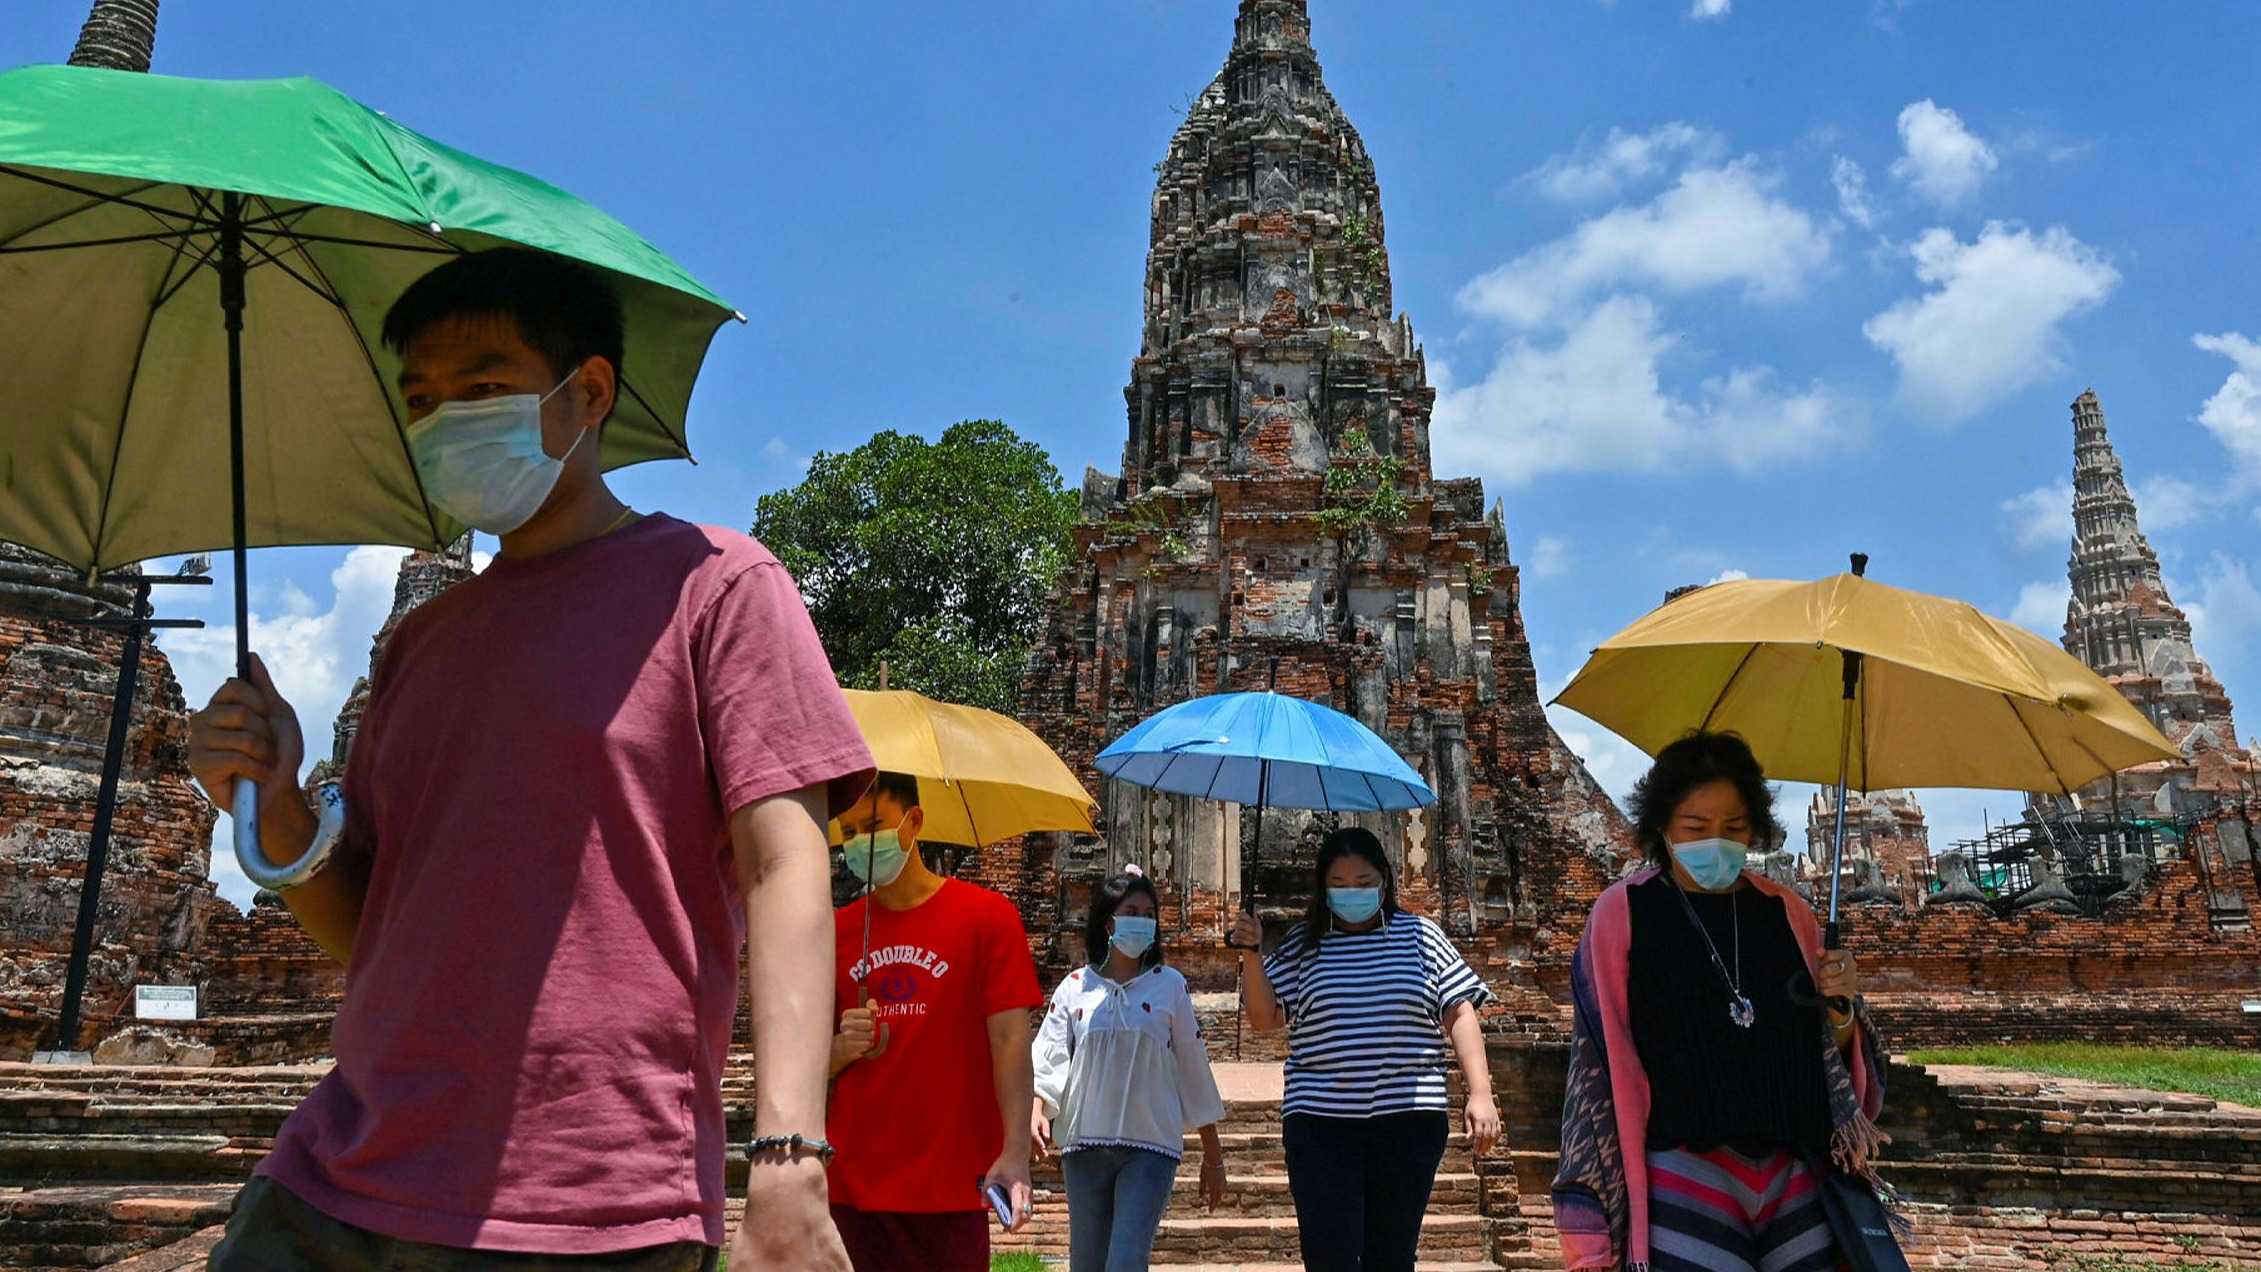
[{"x1": 748, "y1": 1133, "x2": 836, "y2": 1162}]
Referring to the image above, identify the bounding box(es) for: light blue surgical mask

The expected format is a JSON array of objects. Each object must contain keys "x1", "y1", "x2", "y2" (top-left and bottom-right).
[
  {"x1": 1668, "y1": 837, "x2": 1749, "y2": 892},
  {"x1": 844, "y1": 828, "x2": 908, "y2": 888},
  {"x1": 1327, "y1": 886, "x2": 1383, "y2": 925},
  {"x1": 1110, "y1": 915, "x2": 1157, "y2": 958},
  {"x1": 406, "y1": 368, "x2": 586, "y2": 536}
]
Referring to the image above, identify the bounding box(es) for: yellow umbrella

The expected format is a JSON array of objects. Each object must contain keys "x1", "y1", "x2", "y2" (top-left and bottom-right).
[
  {"x1": 1553, "y1": 556, "x2": 2178, "y2": 938},
  {"x1": 832, "y1": 689, "x2": 1097, "y2": 848}
]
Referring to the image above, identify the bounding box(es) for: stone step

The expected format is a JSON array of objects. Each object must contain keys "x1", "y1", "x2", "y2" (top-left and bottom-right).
[{"x1": 1148, "y1": 1213, "x2": 1489, "y2": 1262}]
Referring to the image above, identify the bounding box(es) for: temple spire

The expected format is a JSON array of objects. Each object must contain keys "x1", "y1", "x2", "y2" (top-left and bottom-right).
[
  {"x1": 2058, "y1": 388, "x2": 2244, "y2": 811},
  {"x1": 1233, "y1": 0, "x2": 1313, "y2": 53}
]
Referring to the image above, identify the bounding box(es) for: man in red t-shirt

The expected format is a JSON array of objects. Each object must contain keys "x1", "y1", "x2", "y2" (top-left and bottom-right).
[
  {"x1": 189, "y1": 249, "x2": 871, "y2": 1271},
  {"x1": 825, "y1": 771, "x2": 1042, "y2": 1272}
]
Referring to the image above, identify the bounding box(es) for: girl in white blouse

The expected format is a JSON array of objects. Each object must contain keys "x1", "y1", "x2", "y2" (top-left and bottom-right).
[{"x1": 1032, "y1": 868, "x2": 1227, "y2": 1272}]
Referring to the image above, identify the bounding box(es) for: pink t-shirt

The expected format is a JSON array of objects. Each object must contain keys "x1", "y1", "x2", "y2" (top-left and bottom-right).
[{"x1": 258, "y1": 515, "x2": 874, "y2": 1253}]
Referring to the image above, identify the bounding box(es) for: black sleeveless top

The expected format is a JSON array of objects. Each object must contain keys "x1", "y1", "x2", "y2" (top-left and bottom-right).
[{"x1": 1626, "y1": 874, "x2": 1833, "y2": 1154}]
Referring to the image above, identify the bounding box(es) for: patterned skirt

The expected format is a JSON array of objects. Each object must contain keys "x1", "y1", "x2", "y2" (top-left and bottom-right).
[{"x1": 1645, "y1": 1145, "x2": 1840, "y2": 1272}]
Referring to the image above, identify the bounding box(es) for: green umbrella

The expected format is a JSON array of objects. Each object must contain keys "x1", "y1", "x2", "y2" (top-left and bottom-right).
[{"x1": 0, "y1": 65, "x2": 737, "y2": 876}]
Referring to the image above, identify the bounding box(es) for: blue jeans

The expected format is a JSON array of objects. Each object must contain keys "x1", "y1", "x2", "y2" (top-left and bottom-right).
[{"x1": 1061, "y1": 1145, "x2": 1178, "y2": 1272}]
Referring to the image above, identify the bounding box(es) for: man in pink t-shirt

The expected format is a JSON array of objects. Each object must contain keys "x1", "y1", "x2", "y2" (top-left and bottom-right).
[{"x1": 188, "y1": 249, "x2": 872, "y2": 1271}]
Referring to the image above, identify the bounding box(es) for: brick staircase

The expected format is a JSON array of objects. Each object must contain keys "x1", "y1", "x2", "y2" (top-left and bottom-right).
[
  {"x1": 0, "y1": 1059, "x2": 1521, "y2": 1270},
  {"x1": 9, "y1": 1054, "x2": 2257, "y2": 1269},
  {"x1": 992, "y1": 1063, "x2": 1517, "y2": 1271}
]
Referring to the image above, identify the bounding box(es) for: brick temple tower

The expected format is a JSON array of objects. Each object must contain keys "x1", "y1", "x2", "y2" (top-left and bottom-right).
[
  {"x1": 1009, "y1": 0, "x2": 1629, "y2": 991},
  {"x1": 0, "y1": 545, "x2": 223, "y2": 1053},
  {"x1": 2060, "y1": 389, "x2": 2250, "y2": 815}
]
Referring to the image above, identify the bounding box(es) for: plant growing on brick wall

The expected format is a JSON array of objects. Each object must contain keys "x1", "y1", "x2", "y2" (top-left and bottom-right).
[
  {"x1": 1466, "y1": 562, "x2": 1493, "y2": 598},
  {"x1": 1338, "y1": 212, "x2": 1385, "y2": 298},
  {"x1": 1315, "y1": 429, "x2": 1407, "y2": 544},
  {"x1": 1315, "y1": 430, "x2": 1407, "y2": 637}
]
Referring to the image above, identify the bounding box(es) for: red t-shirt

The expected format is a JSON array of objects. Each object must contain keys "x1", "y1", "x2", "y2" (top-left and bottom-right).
[
  {"x1": 257, "y1": 515, "x2": 874, "y2": 1253},
  {"x1": 827, "y1": 878, "x2": 1042, "y2": 1213}
]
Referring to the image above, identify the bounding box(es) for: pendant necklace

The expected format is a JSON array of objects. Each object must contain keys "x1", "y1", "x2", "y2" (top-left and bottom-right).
[{"x1": 1670, "y1": 878, "x2": 1755, "y2": 1028}]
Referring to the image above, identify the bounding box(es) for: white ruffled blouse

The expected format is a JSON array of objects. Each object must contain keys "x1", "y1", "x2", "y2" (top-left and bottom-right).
[{"x1": 1031, "y1": 962, "x2": 1226, "y2": 1160}]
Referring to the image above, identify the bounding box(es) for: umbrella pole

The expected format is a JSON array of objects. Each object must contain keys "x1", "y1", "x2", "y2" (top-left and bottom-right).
[
  {"x1": 1825, "y1": 648, "x2": 1861, "y2": 945},
  {"x1": 1233, "y1": 660, "x2": 1279, "y2": 1061},
  {"x1": 218, "y1": 192, "x2": 262, "y2": 864},
  {"x1": 1822, "y1": 646, "x2": 1862, "y2": 1020},
  {"x1": 1235, "y1": 763, "x2": 1267, "y2": 1062}
]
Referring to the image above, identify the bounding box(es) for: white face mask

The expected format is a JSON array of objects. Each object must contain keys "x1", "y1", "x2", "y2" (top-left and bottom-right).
[{"x1": 406, "y1": 369, "x2": 587, "y2": 536}]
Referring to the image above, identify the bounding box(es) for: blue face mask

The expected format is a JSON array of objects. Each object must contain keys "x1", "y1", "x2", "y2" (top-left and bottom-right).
[
  {"x1": 1668, "y1": 837, "x2": 1749, "y2": 892},
  {"x1": 843, "y1": 828, "x2": 908, "y2": 887},
  {"x1": 1327, "y1": 886, "x2": 1383, "y2": 925},
  {"x1": 406, "y1": 368, "x2": 585, "y2": 536},
  {"x1": 1110, "y1": 915, "x2": 1157, "y2": 958}
]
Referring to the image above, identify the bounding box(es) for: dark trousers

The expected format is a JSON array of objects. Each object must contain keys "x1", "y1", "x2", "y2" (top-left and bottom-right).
[
  {"x1": 829, "y1": 1205, "x2": 988, "y2": 1272},
  {"x1": 207, "y1": 1176, "x2": 716, "y2": 1271},
  {"x1": 1280, "y1": 1110, "x2": 1450, "y2": 1272}
]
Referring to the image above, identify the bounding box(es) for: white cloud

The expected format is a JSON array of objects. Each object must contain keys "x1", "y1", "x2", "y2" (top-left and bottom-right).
[
  {"x1": 1462, "y1": 159, "x2": 1834, "y2": 327},
  {"x1": 1525, "y1": 123, "x2": 1724, "y2": 203},
  {"x1": 1435, "y1": 294, "x2": 1858, "y2": 484},
  {"x1": 2001, "y1": 482, "x2": 2070, "y2": 550},
  {"x1": 2192, "y1": 331, "x2": 2261, "y2": 485},
  {"x1": 2185, "y1": 554, "x2": 2261, "y2": 675},
  {"x1": 1690, "y1": 0, "x2": 1732, "y2": 20},
  {"x1": 1528, "y1": 535, "x2": 1574, "y2": 580},
  {"x1": 1863, "y1": 222, "x2": 2118, "y2": 423},
  {"x1": 1549, "y1": 708, "x2": 1652, "y2": 802},
  {"x1": 1889, "y1": 100, "x2": 1998, "y2": 207},
  {"x1": 2008, "y1": 579, "x2": 2068, "y2": 637},
  {"x1": 2129, "y1": 475, "x2": 2205, "y2": 532},
  {"x1": 1706, "y1": 568, "x2": 1751, "y2": 585},
  {"x1": 159, "y1": 546, "x2": 410, "y2": 908},
  {"x1": 1831, "y1": 156, "x2": 1875, "y2": 230}
]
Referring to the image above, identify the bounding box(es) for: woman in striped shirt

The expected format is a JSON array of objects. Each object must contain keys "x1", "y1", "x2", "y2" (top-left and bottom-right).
[{"x1": 1233, "y1": 827, "x2": 1498, "y2": 1272}]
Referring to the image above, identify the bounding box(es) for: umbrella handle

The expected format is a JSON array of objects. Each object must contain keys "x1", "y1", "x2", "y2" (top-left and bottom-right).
[
  {"x1": 231, "y1": 776, "x2": 261, "y2": 876},
  {"x1": 232, "y1": 778, "x2": 346, "y2": 892},
  {"x1": 1820, "y1": 919, "x2": 1851, "y2": 1018}
]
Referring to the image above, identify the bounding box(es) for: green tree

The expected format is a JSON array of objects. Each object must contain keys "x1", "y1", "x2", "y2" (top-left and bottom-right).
[{"x1": 752, "y1": 420, "x2": 1078, "y2": 713}]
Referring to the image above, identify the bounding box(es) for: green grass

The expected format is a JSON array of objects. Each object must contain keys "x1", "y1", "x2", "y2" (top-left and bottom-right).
[{"x1": 1907, "y1": 1042, "x2": 2261, "y2": 1108}]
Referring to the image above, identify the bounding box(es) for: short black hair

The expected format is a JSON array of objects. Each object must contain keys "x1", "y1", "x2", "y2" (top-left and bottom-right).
[
  {"x1": 871, "y1": 771, "x2": 921, "y2": 811},
  {"x1": 1083, "y1": 871, "x2": 1164, "y2": 971},
  {"x1": 1301, "y1": 826, "x2": 1398, "y2": 940},
  {"x1": 1627, "y1": 731, "x2": 1780, "y2": 870},
  {"x1": 381, "y1": 247, "x2": 626, "y2": 394}
]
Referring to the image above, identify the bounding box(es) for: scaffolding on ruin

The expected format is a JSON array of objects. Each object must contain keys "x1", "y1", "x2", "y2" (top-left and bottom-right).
[{"x1": 1930, "y1": 787, "x2": 2261, "y2": 930}]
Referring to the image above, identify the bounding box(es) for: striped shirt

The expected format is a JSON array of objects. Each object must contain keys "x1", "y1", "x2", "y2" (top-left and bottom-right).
[{"x1": 1262, "y1": 911, "x2": 1494, "y2": 1118}]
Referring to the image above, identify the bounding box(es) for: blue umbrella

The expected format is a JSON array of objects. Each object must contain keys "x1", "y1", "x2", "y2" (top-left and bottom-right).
[
  {"x1": 1096, "y1": 683, "x2": 1435, "y2": 930},
  {"x1": 1097, "y1": 691, "x2": 1435, "y2": 812},
  {"x1": 1098, "y1": 680, "x2": 1435, "y2": 1057}
]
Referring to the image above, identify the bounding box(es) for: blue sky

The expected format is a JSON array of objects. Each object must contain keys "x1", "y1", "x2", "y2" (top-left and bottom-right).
[{"x1": 10, "y1": 2, "x2": 2258, "y2": 908}]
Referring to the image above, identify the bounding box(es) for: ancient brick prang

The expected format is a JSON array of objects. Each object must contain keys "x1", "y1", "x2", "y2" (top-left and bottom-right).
[
  {"x1": 1007, "y1": 0, "x2": 1632, "y2": 996},
  {"x1": 0, "y1": 546, "x2": 225, "y2": 1056},
  {"x1": 2058, "y1": 388, "x2": 2252, "y2": 816}
]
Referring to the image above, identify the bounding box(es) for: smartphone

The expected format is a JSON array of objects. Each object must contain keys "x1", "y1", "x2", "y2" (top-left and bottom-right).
[{"x1": 980, "y1": 1180, "x2": 1016, "y2": 1228}]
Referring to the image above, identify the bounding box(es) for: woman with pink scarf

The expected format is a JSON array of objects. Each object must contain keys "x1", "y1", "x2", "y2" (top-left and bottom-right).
[{"x1": 1552, "y1": 732, "x2": 1890, "y2": 1272}]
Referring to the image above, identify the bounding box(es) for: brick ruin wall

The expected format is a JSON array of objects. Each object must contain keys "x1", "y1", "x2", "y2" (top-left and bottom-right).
[
  {"x1": 0, "y1": 572, "x2": 339, "y2": 1064},
  {"x1": 0, "y1": 609, "x2": 213, "y2": 1055}
]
